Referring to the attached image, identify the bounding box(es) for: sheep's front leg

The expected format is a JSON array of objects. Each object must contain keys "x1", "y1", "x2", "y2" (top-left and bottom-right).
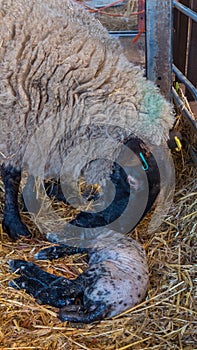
[
  {"x1": 59, "y1": 303, "x2": 108, "y2": 323},
  {"x1": 9, "y1": 260, "x2": 83, "y2": 308},
  {"x1": 1, "y1": 164, "x2": 31, "y2": 240}
]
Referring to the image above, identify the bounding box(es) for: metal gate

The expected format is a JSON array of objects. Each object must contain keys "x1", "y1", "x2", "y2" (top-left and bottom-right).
[
  {"x1": 82, "y1": 0, "x2": 197, "y2": 132},
  {"x1": 146, "y1": 0, "x2": 197, "y2": 133}
]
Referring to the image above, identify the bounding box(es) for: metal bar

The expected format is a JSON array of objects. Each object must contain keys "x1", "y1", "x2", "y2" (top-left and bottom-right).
[
  {"x1": 173, "y1": 0, "x2": 197, "y2": 22},
  {"x1": 109, "y1": 30, "x2": 143, "y2": 37},
  {"x1": 85, "y1": 0, "x2": 127, "y2": 8},
  {"x1": 138, "y1": 0, "x2": 145, "y2": 35},
  {"x1": 172, "y1": 87, "x2": 197, "y2": 132},
  {"x1": 146, "y1": 0, "x2": 173, "y2": 101},
  {"x1": 173, "y1": 64, "x2": 197, "y2": 100}
]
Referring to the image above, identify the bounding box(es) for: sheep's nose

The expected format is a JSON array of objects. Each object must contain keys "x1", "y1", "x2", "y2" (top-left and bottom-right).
[{"x1": 126, "y1": 175, "x2": 140, "y2": 191}]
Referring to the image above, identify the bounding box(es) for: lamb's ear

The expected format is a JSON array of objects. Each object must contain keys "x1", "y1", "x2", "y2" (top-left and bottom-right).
[
  {"x1": 59, "y1": 303, "x2": 108, "y2": 323},
  {"x1": 34, "y1": 245, "x2": 89, "y2": 261}
]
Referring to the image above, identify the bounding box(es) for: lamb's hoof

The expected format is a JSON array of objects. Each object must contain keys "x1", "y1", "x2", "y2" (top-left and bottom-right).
[
  {"x1": 8, "y1": 259, "x2": 46, "y2": 295},
  {"x1": 2, "y1": 219, "x2": 32, "y2": 240},
  {"x1": 9, "y1": 259, "x2": 33, "y2": 272},
  {"x1": 8, "y1": 260, "x2": 33, "y2": 290}
]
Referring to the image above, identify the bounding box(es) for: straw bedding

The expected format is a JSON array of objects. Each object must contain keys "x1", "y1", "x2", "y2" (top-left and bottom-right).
[{"x1": 0, "y1": 118, "x2": 196, "y2": 349}]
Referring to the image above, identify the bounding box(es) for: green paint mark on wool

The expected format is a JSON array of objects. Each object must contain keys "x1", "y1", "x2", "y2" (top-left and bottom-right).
[{"x1": 139, "y1": 78, "x2": 171, "y2": 128}]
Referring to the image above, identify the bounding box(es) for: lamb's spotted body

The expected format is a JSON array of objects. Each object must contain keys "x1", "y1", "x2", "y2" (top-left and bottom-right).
[{"x1": 9, "y1": 231, "x2": 149, "y2": 323}]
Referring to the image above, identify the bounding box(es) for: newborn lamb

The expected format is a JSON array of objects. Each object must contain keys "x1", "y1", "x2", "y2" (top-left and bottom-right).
[{"x1": 9, "y1": 231, "x2": 149, "y2": 323}]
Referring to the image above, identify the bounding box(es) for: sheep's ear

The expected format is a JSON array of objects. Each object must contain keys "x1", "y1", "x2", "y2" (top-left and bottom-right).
[{"x1": 167, "y1": 130, "x2": 182, "y2": 150}]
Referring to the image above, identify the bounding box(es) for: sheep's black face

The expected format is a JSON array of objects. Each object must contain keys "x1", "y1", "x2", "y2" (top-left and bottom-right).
[
  {"x1": 67, "y1": 136, "x2": 161, "y2": 234},
  {"x1": 19, "y1": 135, "x2": 161, "y2": 236},
  {"x1": 37, "y1": 136, "x2": 161, "y2": 234},
  {"x1": 124, "y1": 136, "x2": 161, "y2": 217}
]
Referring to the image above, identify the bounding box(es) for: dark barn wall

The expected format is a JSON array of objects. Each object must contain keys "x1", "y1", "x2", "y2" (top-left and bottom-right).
[{"x1": 173, "y1": 0, "x2": 197, "y2": 101}]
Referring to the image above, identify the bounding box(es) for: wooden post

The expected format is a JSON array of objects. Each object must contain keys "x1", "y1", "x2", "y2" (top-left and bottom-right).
[{"x1": 146, "y1": 0, "x2": 173, "y2": 101}]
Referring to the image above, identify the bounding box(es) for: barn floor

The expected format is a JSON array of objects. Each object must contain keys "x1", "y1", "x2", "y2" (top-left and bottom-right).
[{"x1": 0, "y1": 119, "x2": 196, "y2": 349}]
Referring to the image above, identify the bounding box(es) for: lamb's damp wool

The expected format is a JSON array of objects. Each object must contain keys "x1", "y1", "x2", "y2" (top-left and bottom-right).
[{"x1": 9, "y1": 231, "x2": 149, "y2": 323}]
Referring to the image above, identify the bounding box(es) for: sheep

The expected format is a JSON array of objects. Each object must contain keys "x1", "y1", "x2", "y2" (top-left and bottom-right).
[
  {"x1": 9, "y1": 230, "x2": 149, "y2": 323},
  {"x1": 0, "y1": 0, "x2": 174, "y2": 240}
]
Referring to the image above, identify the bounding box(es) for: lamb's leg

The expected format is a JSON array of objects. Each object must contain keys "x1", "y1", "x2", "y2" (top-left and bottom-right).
[
  {"x1": 34, "y1": 245, "x2": 89, "y2": 261},
  {"x1": 59, "y1": 303, "x2": 108, "y2": 323},
  {"x1": 1, "y1": 164, "x2": 31, "y2": 240},
  {"x1": 9, "y1": 259, "x2": 84, "y2": 308}
]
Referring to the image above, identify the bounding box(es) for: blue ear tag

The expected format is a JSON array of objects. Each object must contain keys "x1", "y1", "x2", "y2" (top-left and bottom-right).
[{"x1": 139, "y1": 152, "x2": 149, "y2": 171}]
